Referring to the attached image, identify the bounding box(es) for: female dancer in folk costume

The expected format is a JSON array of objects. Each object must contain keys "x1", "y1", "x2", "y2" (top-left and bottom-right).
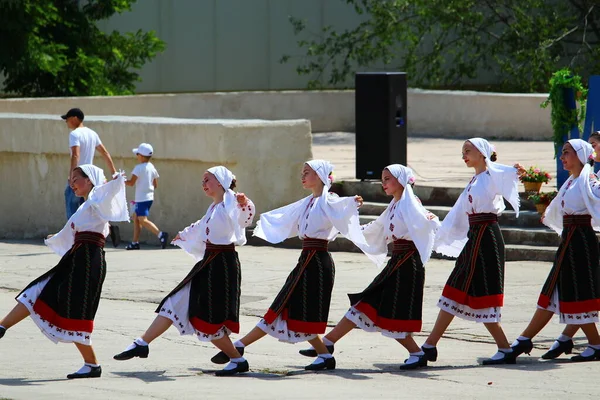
[
  {"x1": 420, "y1": 138, "x2": 526, "y2": 365},
  {"x1": 210, "y1": 160, "x2": 386, "y2": 374},
  {"x1": 541, "y1": 132, "x2": 600, "y2": 360},
  {"x1": 113, "y1": 166, "x2": 255, "y2": 377},
  {"x1": 511, "y1": 139, "x2": 600, "y2": 362},
  {"x1": 0, "y1": 165, "x2": 128, "y2": 379},
  {"x1": 298, "y1": 164, "x2": 440, "y2": 370}
]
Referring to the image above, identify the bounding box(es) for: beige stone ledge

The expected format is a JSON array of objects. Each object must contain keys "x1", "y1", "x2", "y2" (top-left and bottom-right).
[
  {"x1": 0, "y1": 89, "x2": 552, "y2": 139},
  {"x1": 0, "y1": 113, "x2": 312, "y2": 240}
]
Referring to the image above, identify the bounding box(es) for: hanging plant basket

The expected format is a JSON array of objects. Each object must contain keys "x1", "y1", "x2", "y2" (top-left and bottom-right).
[{"x1": 540, "y1": 68, "x2": 587, "y2": 154}]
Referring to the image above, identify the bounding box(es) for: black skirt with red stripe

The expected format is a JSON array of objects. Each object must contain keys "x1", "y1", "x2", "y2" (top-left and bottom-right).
[
  {"x1": 348, "y1": 239, "x2": 424, "y2": 332},
  {"x1": 538, "y1": 215, "x2": 600, "y2": 313},
  {"x1": 442, "y1": 213, "x2": 505, "y2": 309},
  {"x1": 262, "y1": 239, "x2": 334, "y2": 334},
  {"x1": 157, "y1": 243, "x2": 241, "y2": 335},
  {"x1": 17, "y1": 232, "x2": 107, "y2": 333}
]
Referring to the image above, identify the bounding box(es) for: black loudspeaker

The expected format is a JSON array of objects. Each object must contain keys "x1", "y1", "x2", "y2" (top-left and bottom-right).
[{"x1": 355, "y1": 72, "x2": 407, "y2": 180}]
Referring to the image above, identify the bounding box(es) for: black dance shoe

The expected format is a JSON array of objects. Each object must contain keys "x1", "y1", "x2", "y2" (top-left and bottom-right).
[
  {"x1": 0, "y1": 326, "x2": 5, "y2": 339},
  {"x1": 67, "y1": 365, "x2": 102, "y2": 379},
  {"x1": 481, "y1": 351, "x2": 517, "y2": 365},
  {"x1": 421, "y1": 346, "x2": 438, "y2": 362},
  {"x1": 570, "y1": 348, "x2": 600, "y2": 362},
  {"x1": 211, "y1": 346, "x2": 245, "y2": 364},
  {"x1": 305, "y1": 356, "x2": 336, "y2": 371},
  {"x1": 159, "y1": 232, "x2": 170, "y2": 249},
  {"x1": 215, "y1": 360, "x2": 249, "y2": 377},
  {"x1": 399, "y1": 355, "x2": 428, "y2": 370},
  {"x1": 299, "y1": 344, "x2": 335, "y2": 358},
  {"x1": 510, "y1": 338, "x2": 533, "y2": 357},
  {"x1": 541, "y1": 339, "x2": 574, "y2": 360},
  {"x1": 109, "y1": 225, "x2": 121, "y2": 248},
  {"x1": 113, "y1": 343, "x2": 149, "y2": 360}
]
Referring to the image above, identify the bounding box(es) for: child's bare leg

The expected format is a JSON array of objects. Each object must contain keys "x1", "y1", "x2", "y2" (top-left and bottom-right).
[
  {"x1": 212, "y1": 335, "x2": 243, "y2": 359},
  {"x1": 140, "y1": 315, "x2": 172, "y2": 344},
  {"x1": 561, "y1": 325, "x2": 580, "y2": 338},
  {"x1": 139, "y1": 216, "x2": 160, "y2": 236},
  {"x1": 520, "y1": 309, "x2": 553, "y2": 339},
  {"x1": 75, "y1": 342, "x2": 99, "y2": 365},
  {"x1": 580, "y1": 323, "x2": 600, "y2": 346},
  {"x1": 237, "y1": 326, "x2": 267, "y2": 347},
  {"x1": 484, "y1": 322, "x2": 510, "y2": 348},
  {"x1": 0, "y1": 302, "x2": 30, "y2": 329},
  {"x1": 424, "y1": 310, "x2": 454, "y2": 347},
  {"x1": 396, "y1": 335, "x2": 421, "y2": 353},
  {"x1": 324, "y1": 316, "x2": 356, "y2": 343},
  {"x1": 132, "y1": 213, "x2": 141, "y2": 243}
]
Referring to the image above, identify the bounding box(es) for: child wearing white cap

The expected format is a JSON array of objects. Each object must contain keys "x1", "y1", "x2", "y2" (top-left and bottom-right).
[{"x1": 125, "y1": 143, "x2": 169, "y2": 249}]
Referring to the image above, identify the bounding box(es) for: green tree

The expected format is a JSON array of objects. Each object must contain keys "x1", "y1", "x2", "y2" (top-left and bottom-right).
[
  {"x1": 282, "y1": 0, "x2": 600, "y2": 92},
  {"x1": 0, "y1": 0, "x2": 165, "y2": 97}
]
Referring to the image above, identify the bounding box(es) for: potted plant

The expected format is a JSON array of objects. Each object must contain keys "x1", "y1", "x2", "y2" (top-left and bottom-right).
[
  {"x1": 528, "y1": 191, "x2": 558, "y2": 215},
  {"x1": 520, "y1": 166, "x2": 552, "y2": 193},
  {"x1": 540, "y1": 68, "x2": 587, "y2": 152}
]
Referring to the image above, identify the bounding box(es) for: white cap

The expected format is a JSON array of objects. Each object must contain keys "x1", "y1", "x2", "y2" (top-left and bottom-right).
[{"x1": 133, "y1": 143, "x2": 153, "y2": 157}]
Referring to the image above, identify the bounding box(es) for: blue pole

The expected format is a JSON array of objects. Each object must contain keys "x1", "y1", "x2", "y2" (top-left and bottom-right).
[{"x1": 556, "y1": 87, "x2": 580, "y2": 188}]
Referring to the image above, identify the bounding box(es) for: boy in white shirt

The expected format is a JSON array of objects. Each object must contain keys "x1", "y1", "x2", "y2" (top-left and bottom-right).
[{"x1": 125, "y1": 143, "x2": 169, "y2": 250}]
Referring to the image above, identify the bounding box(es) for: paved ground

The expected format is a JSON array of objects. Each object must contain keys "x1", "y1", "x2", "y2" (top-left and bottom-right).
[
  {"x1": 0, "y1": 241, "x2": 598, "y2": 400},
  {"x1": 313, "y1": 133, "x2": 558, "y2": 190}
]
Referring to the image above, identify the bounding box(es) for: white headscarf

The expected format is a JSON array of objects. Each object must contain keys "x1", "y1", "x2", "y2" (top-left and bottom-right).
[
  {"x1": 543, "y1": 139, "x2": 600, "y2": 234},
  {"x1": 468, "y1": 138, "x2": 520, "y2": 216},
  {"x1": 385, "y1": 165, "x2": 438, "y2": 264},
  {"x1": 207, "y1": 166, "x2": 246, "y2": 245},
  {"x1": 434, "y1": 138, "x2": 520, "y2": 257},
  {"x1": 45, "y1": 165, "x2": 129, "y2": 256},
  {"x1": 254, "y1": 160, "x2": 386, "y2": 266},
  {"x1": 173, "y1": 166, "x2": 246, "y2": 261},
  {"x1": 79, "y1": 164, "x2": 106, "y2": 187}
]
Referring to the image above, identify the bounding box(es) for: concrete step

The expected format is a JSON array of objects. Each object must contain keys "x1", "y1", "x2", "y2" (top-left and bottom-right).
[
  {"x1": 334, "y1": 180, "x2": 540, "y2": 211},
  {"x1": 245, "y1": 229, "x2": 557, "y2": 262},
  {"x1": 360, "y1": 202, "x2": 544, "y2": 228},
  {"x1": 358, "y1": 214, "x2": 559, "y2": 246}
]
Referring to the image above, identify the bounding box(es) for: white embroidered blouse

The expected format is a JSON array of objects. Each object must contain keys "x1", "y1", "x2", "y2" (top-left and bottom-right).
[
  {"x1": 45, "y1": 175, "x2": 129, "y2": 256},
  {"x1": 174, "y1": 198, "x2": 255, "y2": 261}
]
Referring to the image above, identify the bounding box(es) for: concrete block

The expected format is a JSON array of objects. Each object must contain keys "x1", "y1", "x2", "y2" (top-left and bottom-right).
[{"x1": 0, "y1": 113, "x2": 312, "y2": 240}]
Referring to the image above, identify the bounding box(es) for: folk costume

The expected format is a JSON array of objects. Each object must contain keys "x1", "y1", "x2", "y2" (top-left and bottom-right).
[
  {"x1": 159, "y1": 166, "x2": 254, "y2": 341},
  {"x1": 114, "y1": 166, "x2": 254, "y2": 366},
  {"x1": 16, "y1": 165, "x2": 128, "y2": 346},
  {"x1": 512, "y1": 139, "x2": 600, "y2": 362},
  {"x1": 253, "y1": 160, "x2": 386, "y2": 344},
  {"x1": 434, "y1": 138, "x2": 519, "y2": 324},
  {"x1": 345, "y1": 165, "x2": 440, "y2": 340},
  {"x1": 0, "y1": 165, "x2": 128, "y2": 379},
  {"x1": 297, "y1": 165, "x2": 440, "y2": 369}
]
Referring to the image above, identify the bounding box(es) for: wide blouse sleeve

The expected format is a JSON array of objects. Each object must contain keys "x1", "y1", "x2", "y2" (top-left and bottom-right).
[
  {"x1": 173, "y1": 218, "x2": 206, "y2": 261},
  {"x1": 87, "y1": 174, "x2": 130, "y2": 222}
]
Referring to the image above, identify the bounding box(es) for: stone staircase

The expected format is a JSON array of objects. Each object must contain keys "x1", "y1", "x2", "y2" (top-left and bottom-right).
[{"x1": 247, "y1": 180, "x2": 561, "y2": 262}]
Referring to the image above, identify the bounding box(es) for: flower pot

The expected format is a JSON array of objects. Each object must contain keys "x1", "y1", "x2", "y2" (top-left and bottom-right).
[
  {"x1": 535, "y1": 203, "x2": 548, "y2": 215},
  {"x1": 523, "y1": 182, "x2": 543, "y2": 193}
]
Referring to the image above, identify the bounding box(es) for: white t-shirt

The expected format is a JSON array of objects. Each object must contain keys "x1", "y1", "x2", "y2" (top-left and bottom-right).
[
  {"x1": 132, "y1": 162, "x2": 159, "y2": 202},
  {"x1": 69, "y1": 127, "x2": 102, "y2": 166}
]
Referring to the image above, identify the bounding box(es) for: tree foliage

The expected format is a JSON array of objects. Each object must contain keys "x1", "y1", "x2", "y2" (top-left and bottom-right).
[
  {"x1": 282, "y1": 0, "x2": 600, "y2": 92},
  {"x1": 0, "y1": 0, "x2": 165, "y2": 97}
]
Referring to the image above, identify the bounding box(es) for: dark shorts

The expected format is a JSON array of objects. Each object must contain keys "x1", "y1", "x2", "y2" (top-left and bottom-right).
[{"x1": 134, "y1": 200, "x2": 153, "y2": 217}]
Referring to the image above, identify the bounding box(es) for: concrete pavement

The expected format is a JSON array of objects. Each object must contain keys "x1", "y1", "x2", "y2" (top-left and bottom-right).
[{"x1": 0, "y1": 241, "x2": 598, "y2": 400}]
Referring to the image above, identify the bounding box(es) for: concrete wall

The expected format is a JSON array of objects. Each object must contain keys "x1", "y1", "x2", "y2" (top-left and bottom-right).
[
  {"x1": 0, "y1": 90, "x2": 552, "y2": 139},
  {"x1": 0, "y1": 91, "x2": 354, "y2": 133},
  {"x1": 0, "y1": 113, "x2": 312, "y2": 240},
  {"x1": 96, "y1": 0, "x2": 368, "y2": 92}
]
